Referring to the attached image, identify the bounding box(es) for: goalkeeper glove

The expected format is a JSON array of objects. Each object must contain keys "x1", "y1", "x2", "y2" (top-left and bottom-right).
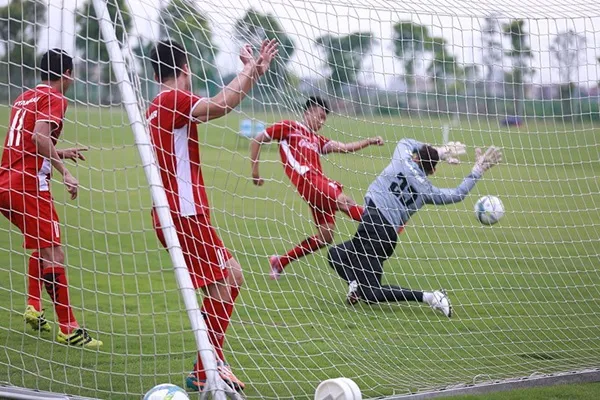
[
  {"x1": 435, "y1": 142, "x2": 467, "y2": 163},
  {"x1": 472, "y1": 146, "x2": 502, "y2": 176}
]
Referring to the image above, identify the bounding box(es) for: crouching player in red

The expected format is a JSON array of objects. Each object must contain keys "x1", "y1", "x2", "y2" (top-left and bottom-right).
[
  {"x1": 0, "y1": 49, "x2": 100, "y2": 348},
  {"x1": 250, "y1": 97, "x2": 384, "y2": 279},
  {"x1": 147, "y1": 39, "x2": 277, "y2": 392}
]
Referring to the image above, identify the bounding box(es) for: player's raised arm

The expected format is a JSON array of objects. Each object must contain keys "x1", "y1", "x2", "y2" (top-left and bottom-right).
[
  {"x1": 31, "y1": 121, "x2": 78, "y2": 199},
  {"x1": 192, "y1": 39, "x2": 278, "y2": 122},
  {"x1": 323, "y1": 136, "x2": 384, "y2": 154}
]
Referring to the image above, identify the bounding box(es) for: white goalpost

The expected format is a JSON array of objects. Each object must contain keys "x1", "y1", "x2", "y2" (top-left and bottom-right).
[{"x1": 0, "y1": 0, "x2": 599, "y2": 399}]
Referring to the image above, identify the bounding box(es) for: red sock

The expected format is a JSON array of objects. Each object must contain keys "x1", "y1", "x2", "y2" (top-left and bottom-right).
[
  {"x1": 346, "y1": 205, "x2": 364, "y2": 222},
  {"x1": 42, "y1": 265, "x2": 78, "y2": 334},
  {"x1": 27, "y1": 252, "x2": 43, "y2": 311},
  {"x1": 279, "y1": 235, "x2": 326, "y2": 268},
  {"x1": 218, "y1": 286, "x2": 239, "y2": 352},
  {"x1": 195, "y1": 290, "x2": 236, "y2": 379}
]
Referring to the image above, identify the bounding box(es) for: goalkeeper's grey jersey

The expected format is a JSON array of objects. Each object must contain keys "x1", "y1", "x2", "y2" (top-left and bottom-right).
[{"x1": 365, "y1": 139, "x2": 483, "y2": 231}]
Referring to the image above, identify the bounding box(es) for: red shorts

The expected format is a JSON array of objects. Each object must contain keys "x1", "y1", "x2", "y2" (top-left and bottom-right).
[
  {"x1": 295, "y1": 175, "x2": 343, "y2": 226},
  {"x1": 153, "y1": 211, "x2": 232, "y2": 289},
  {"x1": 0, "y1": 190, "x2": 61, "y2": 249}
]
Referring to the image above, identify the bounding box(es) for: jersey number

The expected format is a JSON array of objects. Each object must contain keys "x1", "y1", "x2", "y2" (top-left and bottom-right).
[
  {"x1": 389, "y1": 172, "x2": 418, "y2": 207},
  {"x1": 7, "y1": 109, "x2": 25, "y2": 147}
]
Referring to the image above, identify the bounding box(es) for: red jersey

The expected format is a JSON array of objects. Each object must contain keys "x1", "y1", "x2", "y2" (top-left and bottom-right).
[
  {"x1": 265, "y1": 120, "x2": 332, "y2": 184},
  {"x1": 0, "y1": 85, "x2": 67, "y2": 192},
  {"x1": 147, "y1": 89, "x2": 208, "y2": 217}
]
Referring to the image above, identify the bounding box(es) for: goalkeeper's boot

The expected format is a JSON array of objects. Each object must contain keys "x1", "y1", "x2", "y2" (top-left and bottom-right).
[
  {"x1": 23, "y1": 305, "x2": 51, "y2": 333},
  {"x1": 269, "y1": 256, "x2": 283, "y2": 280},
  {"x1": 430, "y1": 290, "x2": 452, "y2": 318},
  {"x1": 57, "y1": 328, "x2": 103, "y2": 349},
  {"x1": 346, "y1": 281, "x2": 360, "y2": 305}
]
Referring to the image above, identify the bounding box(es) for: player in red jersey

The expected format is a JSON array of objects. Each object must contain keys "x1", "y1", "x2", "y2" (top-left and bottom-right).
[
  {"x1": 0, "y1": 49, "x2": 101, "y2": 348},
  {"x1": 250, "y1": 96, "x2": 384, "y2": 279},
  {"x1": 147, "y1": 39, "x2": 278, "y2": 393}
]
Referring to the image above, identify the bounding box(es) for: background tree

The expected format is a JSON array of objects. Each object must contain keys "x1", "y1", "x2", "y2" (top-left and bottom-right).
[
  {"x1": 155, "y1": 0, "x2": 217, "y2": 96},
  {"x1": 316, "y1": 31, "x2": 373, "y2": 99},
  {"x1": 481, "y1": 15, "x2": 504, "y2": 114},
  {"x1": 502, "y1": 19, "x2": 533, "y2": 117},
  {"x1": 76, "y1": 0, "x2": 132, "y2": 104},
  {"x1": 234, "y1": 9, "x2": 295, "y2": 102},
  {"x1": 426, "y1": 37, "x2": 461, "y2": 113},
  {"x1": 550, "y1": 30, "x2": 587, "y2": 117},
  {"x1": 0, "y1": 0, "x2": 46, "y2": 101},
  {"x1": 392, "y1": 21, "x2": 433, "y2": 109}
]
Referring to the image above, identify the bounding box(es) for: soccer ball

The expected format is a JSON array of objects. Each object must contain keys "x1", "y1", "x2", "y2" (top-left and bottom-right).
[
  {"x1": 474, "y1": 195, "x2": 505, "y2": 225},
  {"x1": 143, "y1": 384, "x2": 189, "y2": 400}
]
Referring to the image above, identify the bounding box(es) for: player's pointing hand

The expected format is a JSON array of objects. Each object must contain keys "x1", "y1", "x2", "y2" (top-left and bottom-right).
[{"x1": 60, "y1": 147, "x2": 88, "y2": 163}]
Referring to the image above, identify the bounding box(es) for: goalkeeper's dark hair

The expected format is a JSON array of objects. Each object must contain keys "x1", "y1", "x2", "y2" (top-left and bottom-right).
[
  {"x1": 418, "y1": 145, "x2": 440, "y2": 175},
  {"x1": 39, "y1": 49, "x2": 73, "y2": 81},
  {"x1": 150, "y1": 41, "x2": 187, "y2": 82},
  {"x1": 303, "y1": 96, "x2": 331, "y2": 114}
]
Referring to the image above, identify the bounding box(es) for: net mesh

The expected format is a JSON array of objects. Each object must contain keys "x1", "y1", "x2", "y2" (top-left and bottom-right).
[{"x1": 0, "y1": 0, "x2": 599, "y2": 399}]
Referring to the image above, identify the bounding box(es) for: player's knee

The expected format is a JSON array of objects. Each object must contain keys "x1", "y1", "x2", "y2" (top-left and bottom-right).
[{"x1": 39, "y1": 246, "x2": 64, "y2": 266}]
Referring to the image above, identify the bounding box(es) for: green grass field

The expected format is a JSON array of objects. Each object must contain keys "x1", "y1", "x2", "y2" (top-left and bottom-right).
[{"x1": 0, "y1": 106, "x2": 599, "y2": 399}]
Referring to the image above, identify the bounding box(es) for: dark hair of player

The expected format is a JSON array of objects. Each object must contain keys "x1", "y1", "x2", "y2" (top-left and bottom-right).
[
  {"x1": 417, "y1": 145, "x2": 440, "y2": 175},
  {"x1": 150, "y1": 41, "x2": 187, "y2": 82},
  {"x1": 39, "y1": 49, "x2": 73, "y2": 81},
  {"x1": 303, "y1": 96, "x2": 331, "y2": 114}
]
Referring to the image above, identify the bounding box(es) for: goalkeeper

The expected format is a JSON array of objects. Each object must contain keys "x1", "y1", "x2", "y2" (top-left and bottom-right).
[{"x1": 327, "y1": 139, "x2": 502, "y2": 317}]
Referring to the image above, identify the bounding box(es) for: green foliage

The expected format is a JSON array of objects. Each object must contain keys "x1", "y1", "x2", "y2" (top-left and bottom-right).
[
  {"x1": 502, "y1": 19, "x2": 533, "y2": 116},
  {"x1": 392, "y1": 21, "x2": 432, "y2": 88},
  {"x1": 0, "y1": 0, "x2": 46, "y2": 101},
  {"x1": 316, "y1": 31, "x2": 373, "y2": 94},
  {"x1": 75, "y1": 0, "x2": 132, "y2": 104},
  {"x1": 157, "y1": 0, "x2": 216, "y2": 95},
  {"x1": 234, "y1": 9, "x2": 295, "y2": 98},
  {"x1": 426, "y1": 36, "x2": 462, "y2": 94},
  {"x1": 550, "y1": 30, "x2": 587, "y2": 84}
]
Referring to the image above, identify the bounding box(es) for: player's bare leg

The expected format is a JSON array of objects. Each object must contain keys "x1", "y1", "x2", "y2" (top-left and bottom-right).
[
  {"x1": 270, "y1": 222, "x2": 335, "y2": 280},
  {"x1": 23, "y1": 251, "x2": 51, "y2": 333},
  {"x1": 335, "y1": 193, "x2": 364, "y2": 222},
  {"x1": 187, "y1": 258, "x2": 245, "y2": 392},
  {"x1": 39, "y1": 245, "x2": 102, "y2": 348}
]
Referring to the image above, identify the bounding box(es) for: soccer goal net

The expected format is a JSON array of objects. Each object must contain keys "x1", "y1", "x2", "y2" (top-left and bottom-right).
[{"x1": 1, "y1": 0, "x2": 599, "y2": 399}]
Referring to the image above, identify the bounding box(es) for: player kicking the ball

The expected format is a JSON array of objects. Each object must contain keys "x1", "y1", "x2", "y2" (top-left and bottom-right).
[
  {"x1": 0, "y1": 49, "x2": 101, "y2": 347},
  {"x1": 327, "y1": 139, "x2": 502, "y2": 317},
  {"x1": 250, "y1": 96, "x2": 384, "y2": 279},
  {"x1": 147, "y1": 39, "x2": 278, "y2": 393}
]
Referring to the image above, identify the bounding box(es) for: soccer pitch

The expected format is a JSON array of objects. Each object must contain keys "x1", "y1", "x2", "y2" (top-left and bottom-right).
[{"x1": 0, "y1": 107, "x2": 599, "y2": 399}]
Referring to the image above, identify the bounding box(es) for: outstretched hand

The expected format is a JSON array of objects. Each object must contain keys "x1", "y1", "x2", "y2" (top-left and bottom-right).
[
  {"x1": 239, "y1": 39, "x2": 279, "y2": 77},
  {"x1": 473, "y1": 146, "x2": 502, "y2": 175},
  {"x1": 255, "y1": 39, "x2": 279, "y2": 76}
]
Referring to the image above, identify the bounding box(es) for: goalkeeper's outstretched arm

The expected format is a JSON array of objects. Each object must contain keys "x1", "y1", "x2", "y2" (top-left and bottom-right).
[{"x1": 421, "y1": 146, "x2": 502, "y2": 205}]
